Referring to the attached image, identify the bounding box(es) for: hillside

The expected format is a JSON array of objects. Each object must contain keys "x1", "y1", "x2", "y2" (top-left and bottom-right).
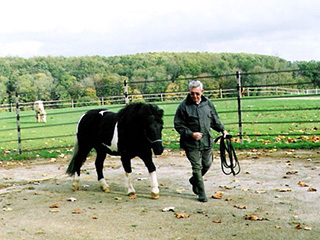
[{"x1": 0, "y1": 52, "x2": 318, "y2": 103}]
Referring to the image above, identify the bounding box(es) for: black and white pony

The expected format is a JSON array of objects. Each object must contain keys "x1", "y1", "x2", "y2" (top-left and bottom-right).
[{"x1": 66, "y1": 103, "x2": 164, "y2": 199}]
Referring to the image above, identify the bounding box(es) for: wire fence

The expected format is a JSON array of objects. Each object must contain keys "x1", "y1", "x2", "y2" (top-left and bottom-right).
[{"x1": 0, "y1": 69, "x2": 320, "y2": 156}]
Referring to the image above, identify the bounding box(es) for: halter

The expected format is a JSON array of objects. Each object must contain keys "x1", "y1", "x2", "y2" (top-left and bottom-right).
[
  {"x1": 147, "y1": 138, "x2": 163, "y2": 144},
  {"x1": 144, "y1": 130, "x2": 162, "y2": 145}
]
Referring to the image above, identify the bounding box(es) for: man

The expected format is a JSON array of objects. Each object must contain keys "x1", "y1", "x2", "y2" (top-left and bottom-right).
[{"x1": 174, "y1": 80, "x2": 227, "y2": 202}]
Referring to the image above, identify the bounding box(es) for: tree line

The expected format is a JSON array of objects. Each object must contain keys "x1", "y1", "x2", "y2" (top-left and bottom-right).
[{"x1": 0, "y1": 52, "x2": 319, "y2": 103}]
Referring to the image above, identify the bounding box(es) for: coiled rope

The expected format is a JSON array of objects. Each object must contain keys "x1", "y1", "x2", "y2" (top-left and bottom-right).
[{"x1": 214, "y1": 135, "x2": 240, "y2": 176}]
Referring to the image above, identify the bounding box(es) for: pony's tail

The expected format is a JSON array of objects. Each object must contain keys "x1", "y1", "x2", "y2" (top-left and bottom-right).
[{"x1": 66, "y1": 137, "x2": 80, "y2": 176}]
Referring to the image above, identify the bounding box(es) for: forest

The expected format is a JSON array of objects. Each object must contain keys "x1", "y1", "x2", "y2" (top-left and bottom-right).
[{"x1": 0, "y1": 52, "x2": 319, "y2": 103}]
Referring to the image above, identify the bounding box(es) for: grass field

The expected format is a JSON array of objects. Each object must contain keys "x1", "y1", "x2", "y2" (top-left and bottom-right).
[{"x1": 0, "y1": 97, "x2": 319, "y2": 160}]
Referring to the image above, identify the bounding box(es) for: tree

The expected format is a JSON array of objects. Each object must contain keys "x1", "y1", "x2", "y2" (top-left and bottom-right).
[
  {"x1": 0, "y1": 76, "x2": 8, "y2": 104},
  {"x1": 297, "y1": 61, "x2": 320, "y2": 87},
  {"x1": 130, "y1": 88, "x2": 145, "y2": 102}
]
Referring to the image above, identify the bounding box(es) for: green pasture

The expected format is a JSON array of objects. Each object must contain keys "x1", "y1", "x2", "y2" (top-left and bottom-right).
[{"x1": 0, "y1": 97, "x2": 319, "y2": 160}]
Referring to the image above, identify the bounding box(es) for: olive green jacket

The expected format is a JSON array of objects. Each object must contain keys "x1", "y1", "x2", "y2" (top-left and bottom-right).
[{"x1": 174, "y1": 94, "x2": 225, "y2": 150}]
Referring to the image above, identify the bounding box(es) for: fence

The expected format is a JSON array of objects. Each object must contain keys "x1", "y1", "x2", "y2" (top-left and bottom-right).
[{"x1": 0, "y1": 70, "x2": 320, "y2": 156}]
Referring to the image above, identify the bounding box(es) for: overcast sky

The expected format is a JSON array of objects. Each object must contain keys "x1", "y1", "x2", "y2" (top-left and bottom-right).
[{"x1": 1, "y1": 0, "x2": 319, "y2": 61}]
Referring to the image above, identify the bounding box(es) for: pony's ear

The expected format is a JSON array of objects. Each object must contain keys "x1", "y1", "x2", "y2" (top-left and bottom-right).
[{"x1": 150, "y1": 104, "x2": 164, "y2": 118}]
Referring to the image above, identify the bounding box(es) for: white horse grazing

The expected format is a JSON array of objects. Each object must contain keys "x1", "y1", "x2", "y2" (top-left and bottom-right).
[{"x1": 34, "y1": 100, "x2": 47, "y2": 123}]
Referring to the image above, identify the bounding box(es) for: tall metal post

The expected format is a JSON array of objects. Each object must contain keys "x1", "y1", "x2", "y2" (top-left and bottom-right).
[
  {"x1": 124, "y1": 79, "x2": 129, "y2": 105},
  {"x1": 15, "y1": 92, "x2": 22, "y2": 154},
  {"x1": 236, "y1": 71, "x2": 243, "y2": 144}
]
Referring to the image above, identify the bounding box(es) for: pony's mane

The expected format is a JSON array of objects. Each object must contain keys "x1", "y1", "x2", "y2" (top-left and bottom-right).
[{"x1": 117, "y1": 103, "x2": 163, "y2": 126}]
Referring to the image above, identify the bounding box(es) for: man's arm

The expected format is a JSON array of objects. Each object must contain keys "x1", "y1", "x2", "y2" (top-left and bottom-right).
[{"x1": 174, "y1": 105, "x2": 193, "y2": 138}]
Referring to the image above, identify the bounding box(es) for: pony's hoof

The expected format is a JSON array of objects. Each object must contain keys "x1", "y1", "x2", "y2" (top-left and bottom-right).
[
  {"x1": 101, "y1": 185, "x2": 111, "y2": 192},
  {"x1": 72, "y1": 184, "x2": 79, "y2": 192},
  {"x1": 127, "y1": 192, "x2": 136, "y2": 197},
  {"x1": 151, "y1": 192, "x2": 159, "y2": 199},
  {"x1": 99, "y1": 179, "x2": 110, "y2": 192}
]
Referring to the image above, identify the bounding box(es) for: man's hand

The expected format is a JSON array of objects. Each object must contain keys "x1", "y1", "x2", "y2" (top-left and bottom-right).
[
  {"x1": 192, "y1": 132, "x2": 203, "y2": 140},
  {"x1": 222, "y1": 130, "x2": 228, "y2": 138}
]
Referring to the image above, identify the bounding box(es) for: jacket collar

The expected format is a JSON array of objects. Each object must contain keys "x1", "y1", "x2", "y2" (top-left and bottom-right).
[{"x1": 186, "y1": 94, "x2": 207, "y2": 105}]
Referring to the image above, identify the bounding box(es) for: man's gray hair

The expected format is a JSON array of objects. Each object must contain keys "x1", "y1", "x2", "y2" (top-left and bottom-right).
[{"x1": 188, "y1": 80, "x2": 203, "y2": 90}]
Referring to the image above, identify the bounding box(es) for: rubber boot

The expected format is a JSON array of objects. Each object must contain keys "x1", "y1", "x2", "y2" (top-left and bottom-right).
[
  {"x1": 193, "y1": 171, "x2": 208, "y2": 202},
  {"x1": 201, "y1": 166, "x2": 210, "y2": 177},
  {"x1": 189, "y1": 176, "x2": 199, "y2": 195}
]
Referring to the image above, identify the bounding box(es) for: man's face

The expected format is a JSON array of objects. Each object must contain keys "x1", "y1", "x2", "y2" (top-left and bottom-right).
[{"x1": 189, "y1": 87, "x2": 203, "y2": 103}]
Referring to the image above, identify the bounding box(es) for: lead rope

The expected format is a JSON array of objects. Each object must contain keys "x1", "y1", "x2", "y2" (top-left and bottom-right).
[{"x1": 214, "y1": 135, "x2": 240, "y2": 176}]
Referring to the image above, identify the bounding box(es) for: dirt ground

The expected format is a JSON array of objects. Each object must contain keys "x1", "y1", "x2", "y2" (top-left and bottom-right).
[{"x1": 0, "y1": 149, "x2": 319, "y2": 240}]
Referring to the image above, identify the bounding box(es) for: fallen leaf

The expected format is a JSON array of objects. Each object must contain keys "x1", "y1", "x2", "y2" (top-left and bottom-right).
[
  {"x1": 49, "y1": 209, "x2": 60, "y2": 213},
  {"x1": 175, "y1": 213, "x2": 189, "y2": 219},
  {"x1": 196, "y1": 209, "x2": 207, "y2": 215},
  {"x1": 3, "y1": 207, "x2": 13, "y2": 211},
  {"x1": 175, "y1": 188, "x2": 185, "y2": 194},
  {"x1": 308, "y1": 187, "x2": 317, "y2": 192},
  {"x1": 212, "y1": 191, "x2": 223, "y2": 199},
  {"x1": 297, "y1": 181, "x2": 309, "y2": 187},
  {"x1": 35, "y1": 230, "x2": 45, "y2": 234},
  {"x1": 72, "y1": 209, "x2": 82, "y2": 214},
  {"x1": 234, "y1": 205, "x2": 247, "y2": 210},
  {"x1": 245, "y1": 214, "x2": 264, "y2": 221},
  {"x1": 225, "y1": 197, "x2": 232, "y2": 201},
  {"x1": 286, "y1": 171, "x2": 298, "y2": 175},
  {"x1": 129, "y1": 194, "x2": 138, "y2": 199},
  {"x1": 49, "y1": 203, "x2": 60, "y2": 208},
  {"x1": 277, "y1": 188, "x2": 292, "y2": 192},
  {"x1": 255, "y1": 190, "x2": 267, "y2": 194},
  {"x1": 213, "y1": 219, "x2": 222, "y2": 223},
  {"x1": 67, "y1": 197, "x2": 77, "y2": 202},
  {"x1": 295, "y1": 224, "x2": 303, "y2": 229},
  {"x1": 304, "y1": 226, "x2": 312, "y2": 231},
  {"x1": 162, "y1": 206, "x2": 175, "y2": 212},
  {"x1": 115, "y1": 197, "x2": 122, "y2": 200}
]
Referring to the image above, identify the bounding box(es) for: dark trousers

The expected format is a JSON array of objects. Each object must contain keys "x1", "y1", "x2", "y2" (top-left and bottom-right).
[{"x1": 185, "y1": 148, "x2": 213, "y2": 176}]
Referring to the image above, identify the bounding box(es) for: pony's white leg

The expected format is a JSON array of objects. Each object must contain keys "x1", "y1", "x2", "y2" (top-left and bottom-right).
[
  {"x1": 124, "y1": 172, "x2": 135, "y2": 195},
  {"x1": 99, "y1": 178, "x2": 110, "y2": 192},
  {"x1": 149, "y1": 171, "x2": 159, "y2": 199},
  {"x1": 72, "y1": 175, "x2": 80, "y2": 191},
  {"x1": 41, "y1": 114, "x2": 47, "y2": 123}
]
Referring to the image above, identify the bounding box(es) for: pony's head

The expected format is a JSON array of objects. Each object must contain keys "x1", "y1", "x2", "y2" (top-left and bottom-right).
[
  {"x1": 118, "y1": 103, "x2": 164, "y2": 155},
  {"x1": 139, "y1": 104, "x2": 164, "y2": 155}
]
